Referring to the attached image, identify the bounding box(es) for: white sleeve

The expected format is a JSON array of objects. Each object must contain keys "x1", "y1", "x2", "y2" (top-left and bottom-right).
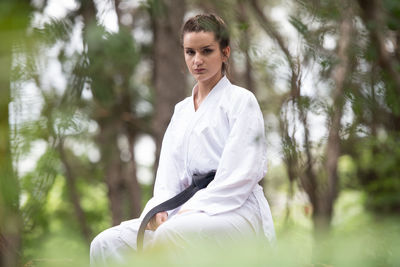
[
  {"x1": 180, "y1": 93, "x2": 267, "y2": 215},
  {"x1": 139, "y1": 106, "x2": 182, "y2": 219}
]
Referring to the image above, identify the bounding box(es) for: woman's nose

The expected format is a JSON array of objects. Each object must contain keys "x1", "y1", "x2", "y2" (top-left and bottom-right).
[{"x1": 194, "y1": 53, "x2": 203, "y2": 65}]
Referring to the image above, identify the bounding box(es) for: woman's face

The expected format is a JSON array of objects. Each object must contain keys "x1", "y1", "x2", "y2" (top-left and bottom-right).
[{"x1": 183, "y1": 31, "x2": 229, "y2": 83}]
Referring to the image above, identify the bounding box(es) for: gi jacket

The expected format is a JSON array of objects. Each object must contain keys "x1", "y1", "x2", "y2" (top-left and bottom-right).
[{"x1": 140, "y1": 76, "x2": 275, "y2": 242}]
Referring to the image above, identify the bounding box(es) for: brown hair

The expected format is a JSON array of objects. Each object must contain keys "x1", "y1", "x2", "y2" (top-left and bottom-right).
[{"x1": 181, "y1": 14, "x2": 230, "y2": 74}]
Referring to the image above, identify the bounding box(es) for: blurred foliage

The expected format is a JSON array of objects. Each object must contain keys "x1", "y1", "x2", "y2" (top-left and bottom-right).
[
  {"x1": 85, "y1": 23, "x2": 140, "y2": 107},
  {"x1": 355, "y1": 135, "x2": 400, "y2": 213},
  {"x1": 8, "y1": 0, "x2": 146, "y2": 264},
  {"x1": 0, "y1": 0, "x2": 34, "y2": 266}
]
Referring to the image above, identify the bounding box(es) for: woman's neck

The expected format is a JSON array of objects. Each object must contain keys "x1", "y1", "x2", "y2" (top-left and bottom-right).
[{"x1": 195, "y1": 72, "x2": 223, "y2": 109}]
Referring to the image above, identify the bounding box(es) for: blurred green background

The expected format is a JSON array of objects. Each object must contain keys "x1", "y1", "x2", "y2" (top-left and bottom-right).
[{"x1": 1, "y1": 0, "x2": 400, "y2": 266}]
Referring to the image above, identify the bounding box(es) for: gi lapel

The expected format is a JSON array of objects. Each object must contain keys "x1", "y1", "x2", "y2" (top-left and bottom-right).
[{"x1": 182, "y1": 76, "x2": 229, "y2": 178}]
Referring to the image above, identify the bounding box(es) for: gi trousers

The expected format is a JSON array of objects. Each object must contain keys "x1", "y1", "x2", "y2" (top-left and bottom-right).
[{"x1": 90, "y1": 196, "x2": 263, "y2": 266}]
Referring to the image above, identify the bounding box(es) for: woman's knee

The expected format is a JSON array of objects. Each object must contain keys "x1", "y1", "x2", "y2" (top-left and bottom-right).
[
  {"x1": 151, "y1": 220, "x2": 185, "y2": 247},
  {"x1": 90, "y1": 227, "x2": 121, "y2": 256},
  {"x1": 90, "y1": 226, "x2": 134, "y2": 266}
]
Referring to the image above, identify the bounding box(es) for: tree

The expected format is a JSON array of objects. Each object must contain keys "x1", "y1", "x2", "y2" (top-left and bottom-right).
[
  {"x1": 67, "y1": 0, "x2": 146, "y2": 225},
  {"x1": 249, "y1": 0, "x2": 357, "y2": 233},
  {"x1": 13, "y1": 0, "x2": 147, "y2": 250},
  {"x1": 149, "y1": 0, "x2": 187, "y2": 188}
]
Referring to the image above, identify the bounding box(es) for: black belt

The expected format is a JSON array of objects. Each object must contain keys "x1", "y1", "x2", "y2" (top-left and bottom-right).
[{"x1": 136, "y1": 170, "x2": 216, "y2": 251}]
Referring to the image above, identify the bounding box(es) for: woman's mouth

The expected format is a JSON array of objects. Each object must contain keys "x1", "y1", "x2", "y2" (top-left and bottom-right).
[{"x1": 194, "y1": 68, "x2": 206, "y2": 73}]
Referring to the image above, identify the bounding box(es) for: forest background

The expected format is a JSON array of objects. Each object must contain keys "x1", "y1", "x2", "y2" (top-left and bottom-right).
[{"x1": 1, "y1": 0, "x2": 400, "y2": 266}]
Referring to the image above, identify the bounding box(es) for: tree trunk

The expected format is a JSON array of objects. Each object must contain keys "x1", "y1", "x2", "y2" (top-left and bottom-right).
[
  {"x1": 80, "y1": 0, "x2": 129, "y2": 226},
  {"x1": 80, "y1": 0, "x2": 143, "y2": 224},
  {"x1": 96, "y1": 121, "x2": 124, "y2": 225},
  {"x1": 58, "y1": 140, "x2": 91, "y2": 243},
  {"x1": 115, "y1": 5, "x2": 143, "y2": 219},
  {"x1": 151, "y1": 0, "x2": 186, "y2": 190},
  {"x1": 318, "y1": 2, "x2": 352, "y2": 232},
  {"x1": 298, "y1": 107, "x2": 319, "y2": 224},
  {"x1": 125, "y1": 132, "x2": 141, "y2": 218}
]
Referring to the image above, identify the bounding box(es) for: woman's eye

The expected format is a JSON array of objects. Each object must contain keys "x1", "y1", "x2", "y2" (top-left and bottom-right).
[
  {"x1": 186, "y1": 50, "x2": 195, "y2": 56},
  {"x1": 203, "y1": 49, "x2": 213, "y2": 54}
]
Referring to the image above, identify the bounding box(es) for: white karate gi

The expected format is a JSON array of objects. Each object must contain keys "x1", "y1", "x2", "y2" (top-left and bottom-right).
[{"x1": 90, "y1": 76, "x2": 275, "y2": 266}]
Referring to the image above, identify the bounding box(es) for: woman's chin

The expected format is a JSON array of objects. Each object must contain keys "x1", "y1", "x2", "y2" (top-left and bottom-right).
[
  {"x1": 191, "y1": 70, "x2": 222, "y2": 84},
  {"x1": 192, "y1": 72, "x2": 206, "y2": 80}
]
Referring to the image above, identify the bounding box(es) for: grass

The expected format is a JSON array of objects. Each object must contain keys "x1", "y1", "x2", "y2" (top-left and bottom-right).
[
  {"x1": 23, "y1": 190, "x2": 400, "y2": 267},
  {"x1": 23, "y1": 218, "x2": 400, "y2": 267}
]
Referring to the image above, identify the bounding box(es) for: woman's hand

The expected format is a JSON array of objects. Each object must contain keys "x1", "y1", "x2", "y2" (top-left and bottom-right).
[{"x1": 146, "y1": 211, "x2": 168, "y2": 231}]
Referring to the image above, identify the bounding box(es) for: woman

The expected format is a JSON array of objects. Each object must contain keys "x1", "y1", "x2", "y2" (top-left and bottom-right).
[{"x1": 90, "y1": 13, "x2": 275, "y2": 266}]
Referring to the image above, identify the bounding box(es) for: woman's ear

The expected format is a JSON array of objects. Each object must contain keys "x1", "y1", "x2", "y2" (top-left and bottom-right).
[{"x1": 222, "y1": 46, "x2": 231, "y2": 61}]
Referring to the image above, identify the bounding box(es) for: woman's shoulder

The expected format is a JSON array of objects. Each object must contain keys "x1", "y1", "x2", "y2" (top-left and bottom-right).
[
  {"x1": 223, "y1": 81, "x2": 258, "y2": 107},
  {"x1": 175, "y1": 96, "x2": 191, "y2": 110},
  {"x1": 171, "y1": 97, "x2": 192, "y2": 118}
]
